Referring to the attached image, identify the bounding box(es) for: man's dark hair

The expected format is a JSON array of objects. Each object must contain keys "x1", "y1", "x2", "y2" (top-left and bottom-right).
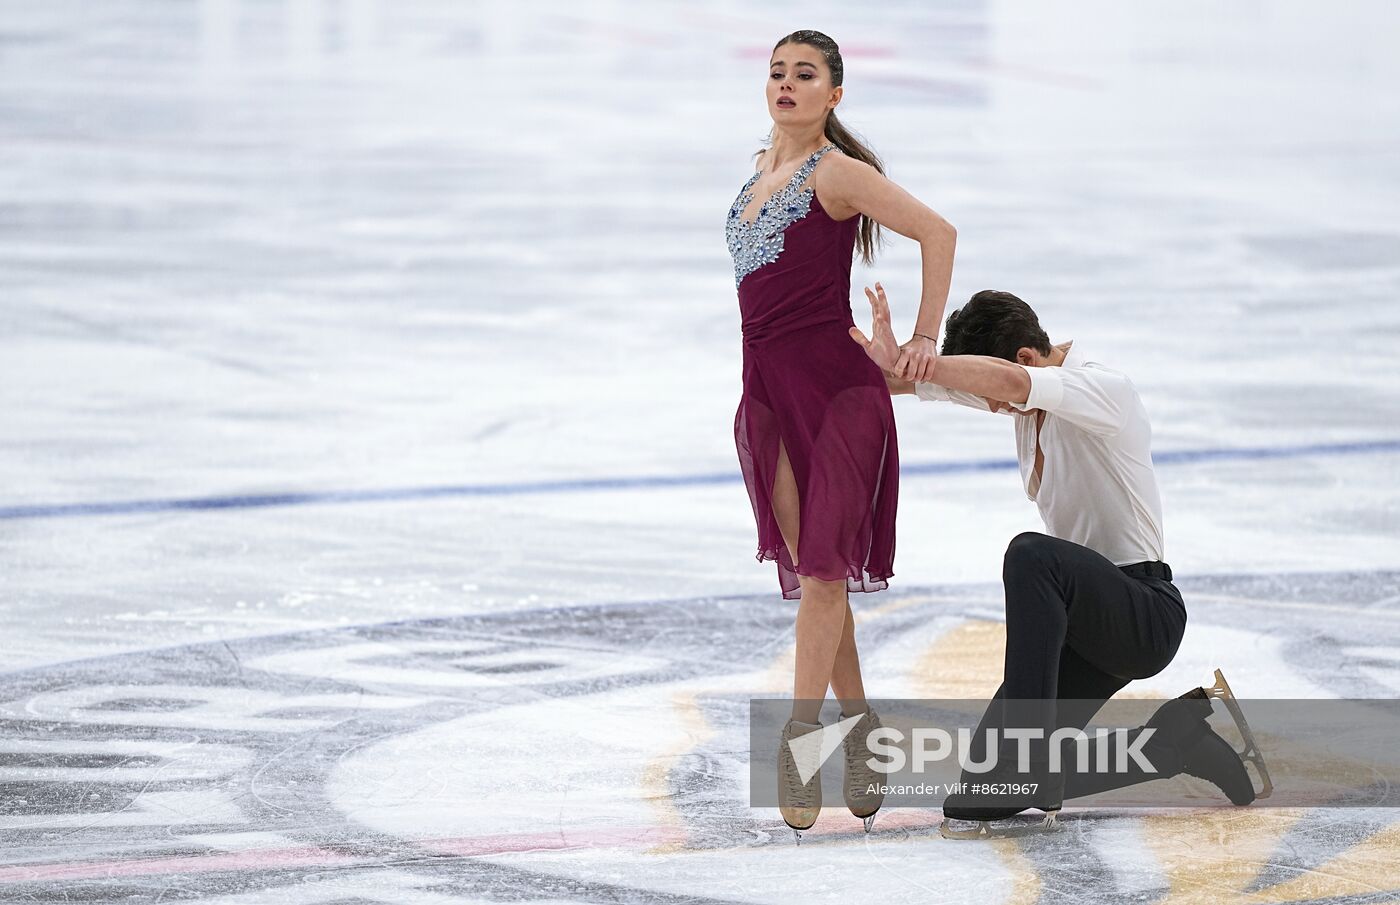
[{"x1": 940, "y1": 290, "x2": 1052, "y2": 361}]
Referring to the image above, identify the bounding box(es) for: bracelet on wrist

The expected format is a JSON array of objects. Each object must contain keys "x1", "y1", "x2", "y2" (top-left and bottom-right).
[{"x1": 913, "y1": 333, "x2": 936, "y2": 344}]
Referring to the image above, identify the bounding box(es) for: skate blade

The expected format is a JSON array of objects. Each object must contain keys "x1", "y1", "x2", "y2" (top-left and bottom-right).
[
  {"x1": 780, "y1": 810, "x2": 817, "y2": 845},
  {"x1": 1205, "y1": 668, "x2": 1275, "y2": 800},
  {"x1": 848, "y1": 800, "x2": 881, "y2": 833},
  {"x1": 939, "y1": 813, "x2": 1063, "y2": 840}
]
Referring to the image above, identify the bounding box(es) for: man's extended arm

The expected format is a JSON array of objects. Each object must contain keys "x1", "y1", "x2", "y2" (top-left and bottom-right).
[
  {"x1": 887, "y1": 356, "x2": 1031, "y2": 405},
  {"x1": 852, "y1": 284, "x2": 1027, "y2": 413}
]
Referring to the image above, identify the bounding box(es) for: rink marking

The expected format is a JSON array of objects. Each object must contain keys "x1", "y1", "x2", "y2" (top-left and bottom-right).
[
  {"x1": 1187, "y1": 592, "x2": 1400, "y2": 622},
  {"x1": 2, "y1": 577, "x2": 1399, "y2": 898},
  {"x1": 2, "y1": 438, "x2": 1398, "y2": 521},
  {"x1": 0, "y1": 827, "x2": 688, "y2": 885}
]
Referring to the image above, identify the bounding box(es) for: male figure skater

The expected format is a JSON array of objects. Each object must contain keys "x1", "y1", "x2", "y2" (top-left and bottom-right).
[{"x1": 850, "y1": 286, "x2": 1271, "y2": 838}]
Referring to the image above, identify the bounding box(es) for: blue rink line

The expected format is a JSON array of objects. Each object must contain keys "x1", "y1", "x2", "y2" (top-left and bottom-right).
[{"x1": 2, "y1": 438, "x2": 1399, "y2": 522}]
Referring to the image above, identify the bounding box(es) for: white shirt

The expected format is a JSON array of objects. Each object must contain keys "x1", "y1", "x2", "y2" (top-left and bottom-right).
[{"x1": 915, "y1": 342, "x2": 1166, "y2": 566}]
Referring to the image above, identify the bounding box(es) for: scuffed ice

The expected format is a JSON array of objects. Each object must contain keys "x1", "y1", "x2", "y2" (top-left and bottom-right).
[{"x1": 1, "y1": 0, "x2": 1399, "y2": 902}]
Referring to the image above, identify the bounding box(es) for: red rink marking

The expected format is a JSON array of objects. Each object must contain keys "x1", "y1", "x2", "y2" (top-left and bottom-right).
[
  {"x1": 733, "y1": 45, "x2": 1098, "y2": 90},
  {"x1": 422, "y1": 825, "x2": 689, "y2": 857},
  {"x1": 555, "y1": 16, "x2": 673, "y2": 47},
  {"x1": 735, "y1": 45, "x2": 897, "y2": 59},
  {"x1": 0, "y1": 826, "x2": 688, "y2": 885},
  {"x1": 0, "y1": 846, "x2": 362, "y2": 884},
  {"x1": 0, "y1": 815, "x2": 948, "y2": 883}
]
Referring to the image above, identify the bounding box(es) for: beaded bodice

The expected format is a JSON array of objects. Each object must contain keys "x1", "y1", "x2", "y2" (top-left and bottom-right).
[{"x1": 725, "y1": 144, "x2": 838, "y2": 288}]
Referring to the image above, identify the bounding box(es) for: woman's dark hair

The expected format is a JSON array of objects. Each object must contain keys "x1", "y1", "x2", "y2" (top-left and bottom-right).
[
  {"x1": 759, "y1": 29, "x2": 885, "y2": 266},
  {"x1": 940, "y1": 290, "x2": 1053, "y2": 361}
]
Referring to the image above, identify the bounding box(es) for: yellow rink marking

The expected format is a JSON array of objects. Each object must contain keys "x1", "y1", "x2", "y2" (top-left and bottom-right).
[{"x1": 636, "y1": 601, "x2": 1400, "y2": 905}]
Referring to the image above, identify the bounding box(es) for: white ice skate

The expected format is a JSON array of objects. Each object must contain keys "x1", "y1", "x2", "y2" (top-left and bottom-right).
[
  {"x1": 841, "y1": 708, "x2": 885, "y2": 833},
  {"x1": 778, "y1": 718, "x2": 824, "y2": 844}
]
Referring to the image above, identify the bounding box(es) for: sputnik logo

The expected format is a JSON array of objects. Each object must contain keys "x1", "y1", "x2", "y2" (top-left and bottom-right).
[{"x1": 787, "y1": 713, "x2": 866, "y2": 784}]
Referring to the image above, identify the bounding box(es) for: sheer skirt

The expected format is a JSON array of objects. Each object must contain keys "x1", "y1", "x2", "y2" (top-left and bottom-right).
[{"x1": 734, "y1": 321, "x2": 898, "y2": 600}]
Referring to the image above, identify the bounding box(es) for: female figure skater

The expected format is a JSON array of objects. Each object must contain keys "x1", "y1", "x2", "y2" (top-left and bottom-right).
[{"x1": 725, "y1": 30, "x2": 956, "y2": 841}]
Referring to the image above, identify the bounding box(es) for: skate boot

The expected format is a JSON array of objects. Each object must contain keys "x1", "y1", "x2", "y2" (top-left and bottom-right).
[
  {"x1": 1130, "y1": 686, "x2": 1255, "y2": 805},
  {"x1": 1053, "y1": 675, "x2": 1270, "y2": 807},
  {"x1": 777, "y1": 718, "x2": 823, "y2": 843},
  {"x1": 939, "y1": 757, "x2": 1065, "y2": 840},
  {"x1": 1202, "y1": 668, "x2": 1273, "y2": 800},
  {"x1": 840, "y1": 708, "x2": 885, "y2": 833}
]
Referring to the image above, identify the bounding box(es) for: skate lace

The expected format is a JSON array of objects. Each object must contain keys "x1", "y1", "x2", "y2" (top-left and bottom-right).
[
  {"x1": 844, "y1": 713, "x2": 882, "y2": 797},
  {"x1": 781, "y1": 732, "x2": 819, "y2": 804}
]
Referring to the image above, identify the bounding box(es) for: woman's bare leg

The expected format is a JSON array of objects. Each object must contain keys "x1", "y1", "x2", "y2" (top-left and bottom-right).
[
  {"x1": 773, "y1": 440, "x2": 860, "y2": 724},
  {"x1": 828, "y1": 602, "x2": 869, "y2": 717},
  {"x1": 791, "y1": 577, "x2": 849, "y2": 722}
]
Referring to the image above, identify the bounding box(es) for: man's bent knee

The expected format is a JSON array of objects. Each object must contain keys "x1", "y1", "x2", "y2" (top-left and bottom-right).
[{"x1": 1004, "y1": 531, "x2": 1055, "y2": 571}]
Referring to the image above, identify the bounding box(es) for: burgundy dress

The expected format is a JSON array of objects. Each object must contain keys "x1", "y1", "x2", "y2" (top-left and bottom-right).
[{"x1": 726, "y1": 144, "x2": 898, "y2": 600}]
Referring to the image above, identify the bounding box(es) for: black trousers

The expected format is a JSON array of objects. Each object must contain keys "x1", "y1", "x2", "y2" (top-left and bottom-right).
[{"x1": 969, "y1": 532, "x2": 1189, "y2": 796}]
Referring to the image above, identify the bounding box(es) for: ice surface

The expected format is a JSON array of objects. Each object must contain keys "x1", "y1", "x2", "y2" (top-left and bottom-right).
[{"x1": 2, "y1": 0, "x2": 1399, "y2": 901}]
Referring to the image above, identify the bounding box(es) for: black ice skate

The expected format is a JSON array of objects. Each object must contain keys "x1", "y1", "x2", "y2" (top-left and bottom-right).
[
  {"x1": 938, "y1": 757, "x2": 1065, "y2": 840},
  {"x1": 1070, "y1": 671, "x2": 1270, "y2": 805},
  {"x1": 1200, "y1": 668, "x2": 1273, "y2": 801},
  {"x1": 1100, "y1": 681, "x2": 1261, "y2": 806}
]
